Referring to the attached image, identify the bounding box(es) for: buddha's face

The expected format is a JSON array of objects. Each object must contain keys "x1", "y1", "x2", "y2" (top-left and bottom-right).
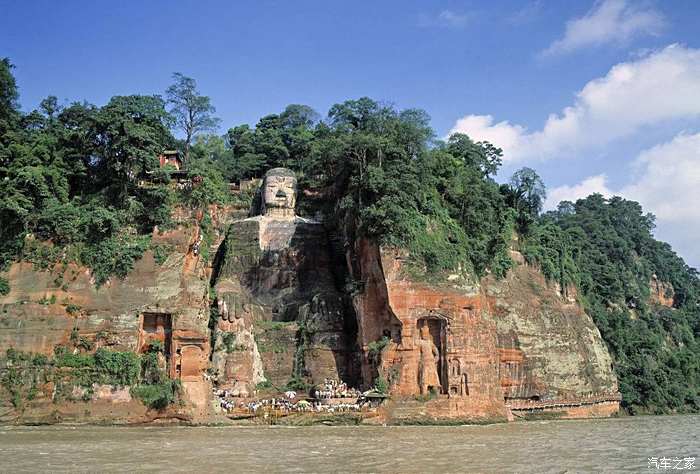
[
  {"x1": 263, "y1": 175, "x2": 296, "y2": 209},
  {"x1": 262, "y1": 172, "x2": 297, "y2": 215}
]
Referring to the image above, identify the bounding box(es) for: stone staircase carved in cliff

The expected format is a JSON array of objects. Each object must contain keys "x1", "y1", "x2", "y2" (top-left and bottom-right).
[{"x1": 327, "y1": 230, "x2": 346, "y2": 260}]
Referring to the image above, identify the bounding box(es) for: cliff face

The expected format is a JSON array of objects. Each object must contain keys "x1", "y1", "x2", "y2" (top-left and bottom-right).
[
  {"x1": 0, "y1": 201, "x2": 620, "y2": 424},
  {"x1": 485, "y1": 258, "x2": 618, "y2": 400},
  {"x1": 0, "y1": 207, "x2": 235, "y2": 423},
  {"x1": 348, "y1": 241, "x2": 618, "y2": 422},
  {"x1": 348, "y1": 239, "x2": 509, "y2": 421},
  {"x1": 649, "y1": 275, "x2": 675, "y2": 308}
]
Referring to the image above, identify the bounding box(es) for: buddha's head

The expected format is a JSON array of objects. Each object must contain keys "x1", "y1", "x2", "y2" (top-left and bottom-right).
[{"x1": 261, "y1": 168, "x2": 297, "y2": 218}]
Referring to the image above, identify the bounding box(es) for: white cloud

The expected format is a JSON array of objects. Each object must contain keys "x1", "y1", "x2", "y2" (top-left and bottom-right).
[
  {"x1": 448, "y1": 115, "x2": 526, "y2": 158},
  {"x1": 542, "y1": 0, "x2": 665, "y2": 56},
  {"x1": 545, "y1": 174, "x2": 612, "y2": 210},
  {"x1": 622, "y1": 132, "x2": 700, "y2": 223},
  {"x1": 419, "y1": 10, "x2": 471, "y2": 28},
  {"x1": 547, "y1": 132, "x2": 700, "y2": 267},
  {"x1": 448, "y1": 44, "x2": 700, "y2": 162}
]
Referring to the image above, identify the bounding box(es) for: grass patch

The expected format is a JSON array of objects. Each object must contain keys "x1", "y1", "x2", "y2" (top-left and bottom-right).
[
  {"x1": 150, "y1": 243, "x2": 174, "y2": 265},
  {"x1": 131, "y1": 380, "x2": 181, "y2": 410}
]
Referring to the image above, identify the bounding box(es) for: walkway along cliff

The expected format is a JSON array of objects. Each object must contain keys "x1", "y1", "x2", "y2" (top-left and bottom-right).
[{"x1": 0, "y1": 168, "x2": 620, "y2": 424}]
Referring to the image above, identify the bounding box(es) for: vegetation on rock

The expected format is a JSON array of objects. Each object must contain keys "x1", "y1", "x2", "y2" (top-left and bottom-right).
[
  {"x1": 0, "y1": 59, "x2": 230, "y2": 285},
  {"x1": 523, "y1": 196, "x2": 700, "y2": 414},
  {"x1": 1, "y1": 342, "x2": 179, "y2": 410}
]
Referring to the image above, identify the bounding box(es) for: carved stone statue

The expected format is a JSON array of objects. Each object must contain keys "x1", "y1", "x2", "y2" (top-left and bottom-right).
[
  {"x1": 211, "y1": 166, "x2": 357, "y2": 394},
  {"x1": 417, "y1": 324, "x2": 441, "y2": 395},
  {"x1": 261, "y1": 168, "x2": 297, "y2": 219}
]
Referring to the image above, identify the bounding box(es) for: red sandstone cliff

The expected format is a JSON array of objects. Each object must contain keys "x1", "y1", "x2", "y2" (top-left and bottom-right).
[
  {"x1": 486, "y1": 258, "x2": 618, "y2": 401},
  {"x1": 0, "y1": 207, "x2": 236, "y2": 424},
  {"x1": 649, "y1": 275, "x2": 675, "y2": 308},
  {"x1": 348, "y1": 241, "x2": 619, "y2": 422}
]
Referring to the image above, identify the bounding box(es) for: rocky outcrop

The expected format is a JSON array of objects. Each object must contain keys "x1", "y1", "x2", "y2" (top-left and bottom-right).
[
  {"x1": 485, "y1": 263, "x2": 618, "y2": 401},
  {"x1": 348, "y1": 241, "x2": 619, "y2": 422},
  {"x1": 348, "y1": 239, "x2": 509, "y2": 421},
  {"x1": 649, "y1": 275, "x2": 675, "y2": 308},
  {"x1": 0, "y1": 207, "x2": 236, "y2": 423}
]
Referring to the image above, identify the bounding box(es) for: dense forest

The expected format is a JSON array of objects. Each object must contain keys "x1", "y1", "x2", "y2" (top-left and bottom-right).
[{"x1": 0, "y1": 59, "x2": 698, "y2": 414}]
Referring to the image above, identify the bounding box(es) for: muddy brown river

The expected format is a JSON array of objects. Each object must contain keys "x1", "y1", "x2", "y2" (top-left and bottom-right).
[{"x1": 0, "y1": 415, "x2": 697, "y2": 473}]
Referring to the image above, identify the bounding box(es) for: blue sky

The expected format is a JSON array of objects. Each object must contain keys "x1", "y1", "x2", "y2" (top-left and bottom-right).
[{"x1": 2, "y1": 0, "x2": 700, "y2": 266}]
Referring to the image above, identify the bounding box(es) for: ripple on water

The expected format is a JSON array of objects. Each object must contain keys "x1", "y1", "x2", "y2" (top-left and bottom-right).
[{"x1": 0, "y1": 415, "x2": 697, "y2": 473}]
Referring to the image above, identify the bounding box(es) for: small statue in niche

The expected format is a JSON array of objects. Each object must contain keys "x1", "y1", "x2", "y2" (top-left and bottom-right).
[{"x1": 417, "y1": 324, "x2": 441, "y2": 395}]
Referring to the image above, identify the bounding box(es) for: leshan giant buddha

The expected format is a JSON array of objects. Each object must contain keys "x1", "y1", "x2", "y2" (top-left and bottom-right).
[{"x1": 210, "y1": 168, "x2": 359, "y2": 397}]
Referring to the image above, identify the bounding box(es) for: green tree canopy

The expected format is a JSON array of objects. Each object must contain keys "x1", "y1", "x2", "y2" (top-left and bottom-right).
[{"x1": 166, "y1": 73, "x2": 221, "y2": 163}]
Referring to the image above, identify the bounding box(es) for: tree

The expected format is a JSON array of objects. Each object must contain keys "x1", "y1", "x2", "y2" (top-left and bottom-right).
[
  {"x1": 39, "y1": 96, "x2": 61, "y2": 118},
  {"x1": 165, "y1": 73, "x2": 220, "y2": 164},
  {"x1": 505, "y1": 167, "x2": 546, "y2": 234},
  {"x1": 223, "y1": 125, "x2": 267, "y2": 180},
  {"x1": 253, "y1": 114, "x2": 289, "y2": 168},
  {"x1": 279, "y1": 104, "x2": 319, "y2": 129},
  {"x1": 95, "y1": 95, "x2": 172, "y2": 200},
  {"x1": 446, "y1": 133, "x2": 502, "y2": 178},
  {"x1": 0, "y1": 58, "x2": 19, "y2": 125},
  {"x1": 509, "y1": 167, "x2": 546, "y2": 215},
  {"x1": 279, "y1": 104, "x2": 318, "y2": 172}
]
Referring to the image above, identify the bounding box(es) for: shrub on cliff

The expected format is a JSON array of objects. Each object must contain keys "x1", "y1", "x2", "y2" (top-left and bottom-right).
[
  {"x1": 94, "y1": 349, "x2": 140, "y2": 386},
  {"x1": 131, "y1": 380, "x2": 180, "y2": 410},
  {"x1": 285, "y1": 376, "x2": 310, "y2": 392},
  {"x1": 179, "y1": 154, "x2": 230, "y2": 209},
  {"x1": 0, "y1": 277, "x2": 9, "y2": 296},
  {"x1": 367, "y1": 336, "x2": 389, "y2": 365},
  {"x1": 128, "y1": 342, "x2": 181, "y2": 410},
  {"x1": 53, "y1": 347, "x2": 140, "y2": 387},
  {"x1": 373, "y1": 375, "x2": 389, "y2": 394},
  {"x1": 53, "y1": 348, "x2": 95, "y2": 369},
  {"x1": 79, "y1": 234, "x2": 152, "y2": 286}
]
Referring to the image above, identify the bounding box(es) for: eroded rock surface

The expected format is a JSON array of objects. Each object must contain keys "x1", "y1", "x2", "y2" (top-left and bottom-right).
[
  {"x1": 486, "y1": 261, "x2": 618, "y2": 401},
  {"x1": 349, "y1": 240, "x2": 618, "y2": 421}
]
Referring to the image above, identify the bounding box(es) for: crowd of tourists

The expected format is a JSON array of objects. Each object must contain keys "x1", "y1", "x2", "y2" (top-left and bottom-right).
[
  {"x1": 311, "y1": 378, "x2": 361, "y2": 399},
  {"x1": 243, "y1": 397, "x2": 363, "y2": 414},
  {"x1": 213, "y1": 378, "x2": 371, "y2": 415}
]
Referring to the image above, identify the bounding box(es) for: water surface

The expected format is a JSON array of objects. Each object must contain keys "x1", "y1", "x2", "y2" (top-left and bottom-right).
[{"x1": 0, "y1": 415, "x2": 697, "y2": 473}]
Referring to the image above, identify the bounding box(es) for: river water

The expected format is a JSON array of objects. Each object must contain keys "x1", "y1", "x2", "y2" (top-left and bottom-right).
[{"x1": 0, "y1": 415, "x2": 697, "y2": 473}]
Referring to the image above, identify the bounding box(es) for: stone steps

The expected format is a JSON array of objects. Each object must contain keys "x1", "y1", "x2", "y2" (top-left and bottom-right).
[{"x1": 327, "y1": 232, "x2": 345, "y2": 258}]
